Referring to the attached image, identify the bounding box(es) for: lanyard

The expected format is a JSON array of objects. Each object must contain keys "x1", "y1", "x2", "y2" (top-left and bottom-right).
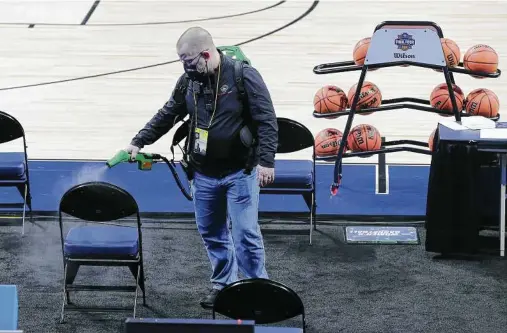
[{"x1": 193, "y1": 61, "x2": 221, "y2": 130}]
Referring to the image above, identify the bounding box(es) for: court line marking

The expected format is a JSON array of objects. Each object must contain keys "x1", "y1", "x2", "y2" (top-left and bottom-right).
[
  {"x1": 81, "y1": 0, "x2": 101, "y2": 25},
  {"x1": 0, "y1": 0, "x2": 318, "y2": 91},
  {"x1": 2, "y1": 1, "x2": 284, "y2": 27}
]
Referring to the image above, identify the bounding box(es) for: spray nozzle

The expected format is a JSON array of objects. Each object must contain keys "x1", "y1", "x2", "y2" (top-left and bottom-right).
[{"x1": 106, "y1": 150, "x2": 157, "y2": 171}]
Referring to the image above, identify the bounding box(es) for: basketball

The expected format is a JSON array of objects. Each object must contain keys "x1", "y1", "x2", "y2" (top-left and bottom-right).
[
  {"x1": 347, "y1": 81, "x2": 382, "y2": 115},
  {"x1": 314, "y1": 85, "x2": 348, "y2": 118},
  {"x1": 441, "y1": 38, "x2": 461, "y2": 67},
  {"x1": 314, "y1": 128, "x2": 344, "y2": 157},
  {"x1": 353, "y1": 37, "x2": 371, "y2": 66},
  {"x1": 428, "y1": 128, "x2": 437, "y2": 152},
  {"x1": 465, "y1": 88, "x2": 500, "y2": 118},
  {"x1": 463, "y1": 44, "x2": 499, "y2": 77},
  {"x1": 347, "y1": 124, "x2": 382, "y2": 152},
  {"x1": 430, "y1": 82, "x2": 464, "y2": 115},
  {"x1": 465, "y1": 87, "x2": 484, "y2": 105}
]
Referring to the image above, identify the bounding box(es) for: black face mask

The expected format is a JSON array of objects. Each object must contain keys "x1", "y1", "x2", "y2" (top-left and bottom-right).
[
  {"x1": 183, "y1": 63, "x2": 205, "y2": 82},
  {"x1": 183, "y1": 57, "x2": 210, "y2": 83}
]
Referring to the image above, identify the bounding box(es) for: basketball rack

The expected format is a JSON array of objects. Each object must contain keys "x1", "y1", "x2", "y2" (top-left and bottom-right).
[{"x1": 312, "y1": 21, "x2": 502, "y2": 193}]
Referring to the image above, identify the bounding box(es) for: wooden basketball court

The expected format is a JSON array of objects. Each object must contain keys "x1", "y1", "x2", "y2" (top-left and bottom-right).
[{"x1": 0, "y1": 0, "x2": 505, "y2": 165}]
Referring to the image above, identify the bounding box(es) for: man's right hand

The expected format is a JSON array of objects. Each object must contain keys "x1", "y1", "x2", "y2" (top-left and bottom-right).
[{"x1": 125, "y1": 144, "x2": 140, "y2": 161}]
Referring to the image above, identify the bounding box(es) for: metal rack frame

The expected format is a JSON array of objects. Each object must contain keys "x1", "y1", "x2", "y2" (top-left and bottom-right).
[{"x1": 312, "y1": 21, "x2": 502, "y2": 193}]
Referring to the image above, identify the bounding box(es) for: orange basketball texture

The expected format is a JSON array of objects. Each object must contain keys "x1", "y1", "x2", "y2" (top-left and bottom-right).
[
  {"x1": 353, "y1": 37, "x2": 371, "y2": 66},
  {"x1": 465, "y1": 88, "x2": 500, "y2": 118},
  {"x1": 347, "y1": 82, "x2": 382, "y2": 115},
  {"x1": 314, "y1": 85, "x2": 348, "y2": 117},
  {"x1": 441, "y1": 38, "x2": 461, "y2": 67},
  {"x1": 465, "y1": 87, "x2": 484, "y2": 105},
  {"x1": 347, "y1": 124, "x2": 382, "y2": 152},
  {"x1": 314, "y1": 128, "x2": 344, "y2": 156},
  {"x1": 463, "y1": 44, "x2": 498, "y2": 76},
  {"x1": 430, "y1": 83, "x2": 464, "y2": 114}
]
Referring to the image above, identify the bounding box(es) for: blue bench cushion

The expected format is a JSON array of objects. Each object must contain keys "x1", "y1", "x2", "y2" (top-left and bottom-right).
[
  {"x1": 268, "y1": 160, "x2": 313, "y2": 189},
  {"x1": 64, "y1": 225, "x2": 139, "y2": 258},
  {"x1": 0, "y1": 152, "x2": 26, "y2": 180}
]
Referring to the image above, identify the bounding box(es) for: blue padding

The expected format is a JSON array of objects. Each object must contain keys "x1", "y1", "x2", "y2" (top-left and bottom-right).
[
  {"x1": 0, "y1": 152, "x2": 26, "y2": 180},
  {"x1": 64, "y1": 225, "x2": 139, "y2": 258},
  {"x1": 269, "y1": 160, "x2": 313, "y2": 189},
  {"x1": 0, "y1": 285, "x2": 18, "y2": 330}
]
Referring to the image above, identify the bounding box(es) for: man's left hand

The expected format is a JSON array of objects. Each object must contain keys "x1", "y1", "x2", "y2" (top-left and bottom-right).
[{"x1": 257, "y1": 165, "x2": 275, "y2": 187}]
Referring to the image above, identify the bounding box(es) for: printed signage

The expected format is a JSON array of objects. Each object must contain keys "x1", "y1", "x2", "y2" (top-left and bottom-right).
[
  {"x1": 364, "y1": 28, "x2": 445, "y2": 67},
  {"x1": 345, "y1": 226, "x2": 419, "y2": 244}
]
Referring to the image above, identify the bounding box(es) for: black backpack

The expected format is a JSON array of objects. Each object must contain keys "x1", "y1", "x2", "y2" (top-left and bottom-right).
[{"x1": 170, "y1": 58, "x2": 255, "y2": 176}]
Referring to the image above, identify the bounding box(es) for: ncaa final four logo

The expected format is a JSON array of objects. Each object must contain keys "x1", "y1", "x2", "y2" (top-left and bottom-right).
[{"x1": 395, "y1": 32, "x2": 415, "y2": 51}]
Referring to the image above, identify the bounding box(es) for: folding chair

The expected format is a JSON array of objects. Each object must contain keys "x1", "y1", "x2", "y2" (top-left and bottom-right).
[
  {"x1": 0, "y1": 111, "x2": 32, "y2": 234},
  {"x1": 58, "y1": 181, "x2": 146, "y2": 323},
  {"x1": 260, "y1": 118, "x2": 317, "y2": 244},
  {"x1": 213, "y1": 278, "x2": 306, "y2": 333}
]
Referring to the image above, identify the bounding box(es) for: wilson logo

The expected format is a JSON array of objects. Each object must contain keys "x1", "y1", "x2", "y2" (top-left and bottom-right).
[{"x1": 394, "y1": 53, "x2": 415, "y2": 59}]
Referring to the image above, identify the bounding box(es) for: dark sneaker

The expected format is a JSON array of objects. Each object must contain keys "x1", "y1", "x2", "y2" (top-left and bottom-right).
[{"x1": 200, "y1": 289, "x2": 220, "y2": 309}]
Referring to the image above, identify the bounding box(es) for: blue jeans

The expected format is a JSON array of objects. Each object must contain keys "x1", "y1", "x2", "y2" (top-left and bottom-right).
[{"x1": 190, "y1": 168, "x2": 268, "y2": 290}]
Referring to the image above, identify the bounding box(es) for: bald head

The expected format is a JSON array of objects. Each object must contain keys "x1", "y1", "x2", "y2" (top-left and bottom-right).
[
  {"x1": 177, "y1": 27, "x2": 221, "y2": 75},
  {"x1": 177, "y1": 27, "x2": 214, "y2": 56}
]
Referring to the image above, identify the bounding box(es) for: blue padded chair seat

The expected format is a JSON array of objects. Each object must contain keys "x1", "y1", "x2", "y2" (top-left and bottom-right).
[
  {"x1": 268, "y1": 160, "x2": 313, "y2": 189},
  {"x1": 64, "y1": 225, "x2": 139, "y2": 258},
  {"x1": 0, "y1": 152, "x2": 26, "y2": 180}
]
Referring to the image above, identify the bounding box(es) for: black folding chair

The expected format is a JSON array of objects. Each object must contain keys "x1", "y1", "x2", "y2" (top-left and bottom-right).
[
  {"x1": 212, "y1": 278, "x2": 306, "y2": 332},
  {"x1": 260, "y1": 118, "x2": 317, "y2": 244},
  {"x1": 58, "y1": 181, "x2": 146, "y2": 323},
  {"x1": 0, "y1": 110, "x2": 33, "y2": 234}
]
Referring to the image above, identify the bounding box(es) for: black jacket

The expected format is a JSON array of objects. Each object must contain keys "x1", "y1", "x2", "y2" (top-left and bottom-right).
[{"x1": 131, "y1": 52, "x2": 278, "y2": 177}]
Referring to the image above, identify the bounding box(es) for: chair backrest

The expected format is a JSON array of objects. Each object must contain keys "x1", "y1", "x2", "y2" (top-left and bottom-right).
[
  {"x1": 0, "y1": 285, "x2": 18, "y2": 330},
  {"x1": 0, "y1": 111, "x2": 24, "y2": 144},
  {"x1": 276, "y1": 118, "x2": 314, "y2": 154},
  {"x1": 59, "y1": 181, "x2": 139, "y2": 222},
  {"x1": 213, "y1": 278, "x2": 304, "y2": 325}
]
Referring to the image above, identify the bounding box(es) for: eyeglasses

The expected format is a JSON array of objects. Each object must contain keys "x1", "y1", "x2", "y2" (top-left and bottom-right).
[{"x1": 179, "y1": 49, "x2": 209, "y2": 65}]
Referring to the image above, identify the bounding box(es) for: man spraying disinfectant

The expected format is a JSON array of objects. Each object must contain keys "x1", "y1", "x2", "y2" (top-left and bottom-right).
[{"x1": 110, "y1": 27, "x2": 279, "y2": 309}]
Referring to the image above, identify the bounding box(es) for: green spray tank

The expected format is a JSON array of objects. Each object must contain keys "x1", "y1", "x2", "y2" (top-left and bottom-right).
[
  {"x1": 106, "y1": 150, "x2": 193, "y2": 201},
  {"x1": 217, "y1": 45, "x2": 251, "y2": 65}
]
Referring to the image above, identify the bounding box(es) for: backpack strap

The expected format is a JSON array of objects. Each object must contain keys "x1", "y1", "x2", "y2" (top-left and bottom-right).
[
  {"x1": 234, "y1": 61, "x2": 246, "y2": 101},
  {"x1": 170, "y1": 73, "x2": 193, "y2": 172},
  {"x1": 233, "y1": 60, "x2": 258, "y2": 175},
  {"x1": 173, "y1": 73, "x2": 190, "y2": 105},
  {"x1": 233, "y1": 60, "x2": 251, "y2": 123}
]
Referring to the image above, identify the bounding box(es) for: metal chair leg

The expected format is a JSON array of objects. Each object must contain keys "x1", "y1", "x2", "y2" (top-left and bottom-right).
[
  {"x1": 60, "y1": 263, "x2": 68, "y2": 323},
  {"x1": 133, "y1": 265, "x2": 140, "y2": 318},
  {"x1": 313, "y1": 196, "x2": 317, "y2": 231},
  {"x1": 21, "y1": 185, "x2": 27, "y2": 235},
  {"x1": 309, "y1": 193, "x2": 314, "y2": 245},
  {"x1": 140, "y1": 262, "x2": 146, "y2": 306}
]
